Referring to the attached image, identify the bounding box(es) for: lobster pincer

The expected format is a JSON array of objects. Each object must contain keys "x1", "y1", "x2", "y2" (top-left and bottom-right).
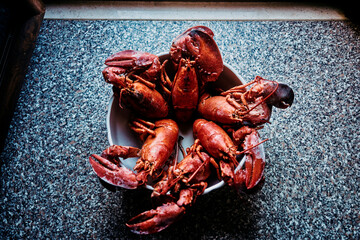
[
  {"x1": 225, "y1": 126, "x2": 268, "y2": 192},
  {"x1": 170, "y1": 26, "x2": 223, "y2": 85},
  {"x1": 126, "y1": 202, "x2": 186, "y2": 234},
  {"x1": 105, "y1": 50, "x2": 161, "y2": 82},
  {"x1": 89, "y1": 146, "x2": 140, "y2": 189}
]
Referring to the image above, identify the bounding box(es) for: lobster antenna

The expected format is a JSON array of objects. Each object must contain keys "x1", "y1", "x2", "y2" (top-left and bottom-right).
[
  {"x1": 236, "y1": 138, "x2": 269, "y2": 156},
  {"x1": 172, "y1": 139, "x2": 180, "y2": 170},
  {"x1": 221, "y1": 77, "x2": 261, "y2": 95},
  {"x1": 177, "y1": 136, "x2": 186, "y2": 158},
  {"x1": 160, "y1": 59, "x2": 173, "y2": 95}
]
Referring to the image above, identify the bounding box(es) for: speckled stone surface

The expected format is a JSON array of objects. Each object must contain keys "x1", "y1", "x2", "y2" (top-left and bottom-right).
[{"x1": 0, "y1": 20, "x2": 359, "y2": 239}]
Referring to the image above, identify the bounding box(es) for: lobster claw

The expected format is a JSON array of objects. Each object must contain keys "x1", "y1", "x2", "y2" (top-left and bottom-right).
[
  {"x1": 89, "y1": 154, "x2": 139, "y2": 189},
  {"x1": 233, "y1": 169, "x2": 265, "y2": 194},
  {"x1": 170, "y1": 26, "x2": 223, "y2": 84},
  {"x1": 102, "y1": 66, "x2": 128, "y2": 88},
  {"x1": 104, "y1": 50, "x2": 161, "y2": 81},
  {"x1": 251, "y1": 76, "x2": 294, "y2": 109},
  {"x1": 233, "y1": 129, "x2": 266, "y2": 191},
  {"x1": 217, "y1": 127, "x2": 266, "y2": 193},
  {"x1": 126, "y1": 202, "x2": 186, "y2": 234},
  {"x1": 268, "y1": 82, "x2": 294, "y2": 109},
  {"x1": 243, "y1": 152, "x2": 265, "y2": 189}
]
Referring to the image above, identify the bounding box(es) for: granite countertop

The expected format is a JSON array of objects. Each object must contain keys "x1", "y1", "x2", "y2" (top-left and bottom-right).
[{"x1": 0, "y1": 20, "x2": 359, "y2": 239}]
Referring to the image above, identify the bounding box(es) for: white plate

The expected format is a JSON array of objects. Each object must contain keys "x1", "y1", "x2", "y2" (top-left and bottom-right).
[{"x1": 106, "y1": 52, "x2": 264, "y2": 194}]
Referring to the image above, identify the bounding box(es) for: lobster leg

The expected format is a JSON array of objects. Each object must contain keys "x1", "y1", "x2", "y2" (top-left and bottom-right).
[
  {"x1": 130, "y1": 118, "x2": 156, "y2": 141},
  {"x1": 160, "y1": 60, "x2": 173, "y2": 98},
  {"x1": 131, "y1": 74, "x2": 156, "y2": 89},
  {"x1": 225, "y1": 94, "x2": 247, "y2": 112},
  {"x1": 126, "y1": 202, "x2": 186, "y2": 234}
]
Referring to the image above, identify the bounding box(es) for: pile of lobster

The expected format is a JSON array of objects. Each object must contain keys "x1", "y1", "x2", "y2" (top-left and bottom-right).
[{"x1": 89, "y1": 26, "x2": 294, "y2": 234}]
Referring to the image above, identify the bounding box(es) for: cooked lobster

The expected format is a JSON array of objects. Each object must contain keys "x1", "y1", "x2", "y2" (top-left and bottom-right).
[
  {"x1": 89, "y1": 119, "x2": 179, "y2": 189},
  {"x1": 193, "y1": 119, "x2": 267, "y2": 191},
  {"x1": 198, "y1": 76, "x2": 294, "y2": 126},
  {"x1": 103, "y1": 50, "x2": 169, "y2": 119}
]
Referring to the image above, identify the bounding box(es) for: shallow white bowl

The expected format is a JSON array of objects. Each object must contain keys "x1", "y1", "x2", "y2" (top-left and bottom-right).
[{"x1": 106, "y1": 52, "x2": 264, "y2": 194}]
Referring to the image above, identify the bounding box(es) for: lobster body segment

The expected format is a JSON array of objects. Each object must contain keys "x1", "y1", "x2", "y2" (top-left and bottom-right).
[
  {"x1": 193, "y1": 119, "x2": 237, "y2": 163},
  {"x1": 171, "y1": 59, "x2": 199, "y2": 122}
]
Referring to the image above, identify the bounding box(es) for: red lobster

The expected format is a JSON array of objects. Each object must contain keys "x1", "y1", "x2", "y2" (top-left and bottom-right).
[
  {"x1": 158, "y1": 26, "x2": 223, "y2": 122},
  {"x1": 198, "y1": 76, "x2": 294, "y2": 126},
  {"x1": 89, "y1": 119, "x2": 179, "y2": 189},
  {"x1": 103, "y1": 50, "x2": 169, "y2": 119},
  {"x1": 193, "y1": 119, "x2": 267, "y2": 191},
  {"x1": 126, "y1": 140, "x2": 216, "y2": 234}
]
